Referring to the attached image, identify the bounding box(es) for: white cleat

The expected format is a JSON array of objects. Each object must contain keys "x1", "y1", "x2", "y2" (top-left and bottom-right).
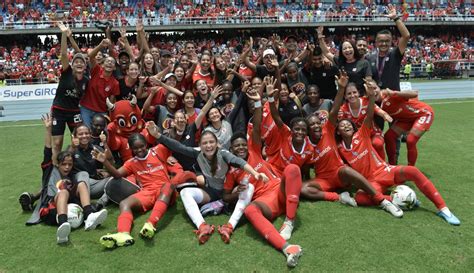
[
  {"x1": 380, "y1": 199, "x2": 403, "y2": 218},
  {"x1": 283, "y1": 244, "x2": 303, "y2": 268},
  {"x1": 339, "y1": 192, "x2": 358, "y2": 207},
  {"x1": 57, "y1": 222, "x2": 71, "y2": 244},
  {"x1": 84, "y1": 209, "x2": 108, "y2": 231},
  {"x1": 279, "y1": 220, "x2": 294, "y2": 241}
]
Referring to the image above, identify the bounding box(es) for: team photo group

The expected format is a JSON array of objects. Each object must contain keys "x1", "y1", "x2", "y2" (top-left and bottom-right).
[{"x1": 16, "y1": 3, "x2": 464, "y2": 269}]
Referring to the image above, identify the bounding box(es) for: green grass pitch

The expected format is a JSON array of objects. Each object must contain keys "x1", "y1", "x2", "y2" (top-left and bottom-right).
[{"x1": 1, "y1": 99, "x2": 473, "y2": 272}]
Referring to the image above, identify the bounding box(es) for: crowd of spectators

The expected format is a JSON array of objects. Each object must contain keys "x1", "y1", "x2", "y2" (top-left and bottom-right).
[
  {"x1": 0, "y1": 26, "x2": 471, "y2": 84},
  {"x1": 1, "y1": 1, "x2": 473, "y2": 29}
]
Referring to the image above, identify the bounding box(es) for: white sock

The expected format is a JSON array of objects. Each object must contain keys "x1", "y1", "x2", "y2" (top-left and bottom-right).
[
  {"x1": 180, "y1": 188, "x2": 205, "y2": 228},
  {"x1": 228, "y1": 183, "x2": 254, "y2": 229},
  {"x1": 440, "y1": 207, "x2": 453, "y2": 217}
]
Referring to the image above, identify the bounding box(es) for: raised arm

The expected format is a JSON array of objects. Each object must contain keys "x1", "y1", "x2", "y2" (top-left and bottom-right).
[
  {"x1": 156, "y1": 79, "x2": 184, "y2": 97},
  {"x1": 195, "y1": 85, "x2": 222, "y2": 129},
  {"x1": 58, "y1": 22, "x2": 70, "y2": 70},
  {"x1": 363, "y1": 80, "x2": 377, "y2": 128},
  {"x1": 266, "y1": 76, "x2": 284, "y2": 128},
  {"x1": 146, "y1": 121, "x2": 200, "y2": 158},
  {"x1": 328, "y1": 70, "x2": 349, "y2": 125},
  {"x1": 41, "y1": 113, "x2": 53, "y2": 149},
  {"x1": 242, "y1": 37, "x2": 257, "y2": 72},
  {"x1": 246, "y1": 87, "x2": 263, "y2": 147},
  {"x1": 88, "y1": 38, "x2": 110, "y2": 69},
  {"x1": 141, "y1": 87, "x2": 158, "y2": 116},
  {"x1": 383, "y1": 88, "x2": 418, "y2": 99},
  {"x1": 316, "y1": 26, "x2": 335, "y2": 63},
  {"x1": 386, "y1": 4, "x2": 410, "y2": 55},
  {"x1": 66, "y1": 28, "x2": 81, "y2": 54},
  {"x1": 119, "y1": 27, "x2": 135, "y2": 61}
]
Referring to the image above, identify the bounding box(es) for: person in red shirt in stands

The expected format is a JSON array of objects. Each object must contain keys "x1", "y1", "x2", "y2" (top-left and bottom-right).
[{"x1": 79, "y1": 38, "x2": 120, "y2": 127}]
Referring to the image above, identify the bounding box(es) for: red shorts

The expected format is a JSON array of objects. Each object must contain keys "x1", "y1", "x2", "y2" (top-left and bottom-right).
[
  {"x1": 394, "y1": 111, "x2": 434, "y2": 132},
  {"x1": 368, "y1": 166, "x2": 398, "y2": 193},
  {"x1": 310, "y1": 166, "x2": 345, "y2": 192},
  {"x1": 131, "y1": 187, "x2": 176, "y2": 212},
  {"x1": 253, "y1": 182, "x2": 285, "y2": 220}
]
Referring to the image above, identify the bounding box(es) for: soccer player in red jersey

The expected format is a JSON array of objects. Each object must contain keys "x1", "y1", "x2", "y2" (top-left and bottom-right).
[
  {"x1": 93, "y1": 133, "x2": 178, "y2": 248},
  {"x1": 338, "y1": 82, "x2": 393, "y2": 159},
  {"x1": 376, "y1": 88, "x2": 434, "y2": 166},
  {"x1": 336, "y1": 81, "x2": 460, "y2": 225},
  {"x1": 223, "y1": 88, "x2": 303, "y2": 267},
  {"x1": 302, "y1": 72, "x2": 401, "y2": 216}
]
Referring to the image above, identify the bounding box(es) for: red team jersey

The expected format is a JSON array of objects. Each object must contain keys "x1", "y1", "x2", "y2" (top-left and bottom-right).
[
  {"x1": 267, "y1": 124, "x2": 314, "y2": 176},
  {"x1": 247, "y1": 102, "x2": 280, "y2": 157},
  {"x1": 308, "y1": 122, "x2": 345, "y2": 178},
  {"x1": 79, "y1": 65, "x2": 120, "y2": 112},
  {"x1": 338, "y1": 97, "x2": 383, "y2": 134},
  {"x1": 380, "y1": 92, "x2": 433, "y2": 122},
  {"x1": 192, "y1": 69, "x2": 215, "y2": 88},
  {"x1": 122, "y1": 145, "x2": 171, "y2": 192},
  {"x1": 337, "y1": 124, "x2": 390, "y2": 180},
  {"x1": 224, "y1": 137, "x2": 280, "y2": 199}
]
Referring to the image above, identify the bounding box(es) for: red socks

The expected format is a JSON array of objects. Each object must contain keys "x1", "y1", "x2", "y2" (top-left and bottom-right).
[
  {"x1": 384, "y1": 128, "x2": 398, "y2": 165},
  {"x1": 244, "y1": 205, "x2": 286, "y2": 250},
  {"x1": 395, "y1": 166, "x2": 446, "y2": 210},
  {"x1": 283, "y1": 164, "x2": 302, "y2": 220},
  {"x1": 406, "y1": 133, "x2": 421, "y2": 166},
  {"x1": 355, "y1": 192, "x2": 391, "y2": 206},
  {"x1": 372, "y1": 135, "x2": 386, "y2": 161},
  {"x1": 147, "y1": 200, "x2": 168, "y2": 227},
  {"x1": 117, "y1": 211, "x2": 134, "y2": 233},
  {"x1": 323, "y1": 192, "x2": 340, "y2": 202}
]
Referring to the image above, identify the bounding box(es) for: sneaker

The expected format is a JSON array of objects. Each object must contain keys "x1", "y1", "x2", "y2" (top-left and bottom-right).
[
  {"x1": 194, "y1": 223, "x2": 215, "y2": 244},
  {"x1": 339, "y1": 192, "x2": 358, "y2": 207},
  {"x1": 437, "y1": 210, "x2": 461, "y2": 226},
  {"x1": 90, "y1": 202, "x2": 104, "y2": 213},
  {"x1": 140, "y1": 222, "x2": 156, "y2": 239},
  {"x1": 283, "y1": 244, "x2": 303, "y2": 268},
  {"x1": 57, "y1": 222, "x2": 71, "y2": 244},
  {"x1": 380, "y1": 199, "x2": 403, "y2": 218},
  {"x1": 19, "y1": 192, "x2": 33, "y2": 211},
  {"x1": 200, "y1": 200, "x2": 225, "y2": 217},
  {"x1": 100, "y1": 232, "x2": 135, "y2": 249},
  {"x1": 84, "y1": 209, "x2": 108, "y2": 231},
  {"x1": 217, "y1": 223, "x2": 233, "y2": 244},
  {"x1": 279, "y1": 220, "x2": 294, "y2": 241}
]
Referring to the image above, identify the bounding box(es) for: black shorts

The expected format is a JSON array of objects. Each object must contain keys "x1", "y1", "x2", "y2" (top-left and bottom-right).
[
  {"x1": 51, "y1": 108, "x2": 82, "y2": 136},
  {"x1": 202, "y1": 186, "x2": 223, "y2": 202}
]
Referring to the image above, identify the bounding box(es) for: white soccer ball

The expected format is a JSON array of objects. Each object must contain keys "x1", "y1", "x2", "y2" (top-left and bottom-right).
[
  {"x1": 67, "y1": 203, "x2": 84, "y2": 229},
  {"x1": 390, "y1": 185, "x2": 418, "y2": 210}
]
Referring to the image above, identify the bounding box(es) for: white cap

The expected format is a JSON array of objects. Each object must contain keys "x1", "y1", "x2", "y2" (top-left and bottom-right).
[{"x1": 263, "y1": 49, "x2": 276, "y2": 58}]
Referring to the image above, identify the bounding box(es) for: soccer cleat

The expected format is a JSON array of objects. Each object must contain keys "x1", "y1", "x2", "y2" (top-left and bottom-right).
[
  {"x1": 339, "y1": 192, "x2": 358, "y2": 207},
  {"x1": 283, "y1": 244, "x2": 303, "y2": 268},
  {"x1": 19, "y1": 192, "x2": 33, "y2": 211},
  {"x1": 413, "y1": 199, "x2": 421, "y2": 209},
  {"x1": 380, "y1": 199, "x2": 403, "y2": 218},
  {"x1": 194, "y1": 223, "x2": 215, "y2": 244},
  {"x1": 437, "y1": 211, "x2": 461, "y2": 226},
  {"x1": 100, "y1": 232, "x2": 135, "y2": 249},
  {"x1": 84, "y1": 209, "x2": 108, "y2": 231},
  {"x1": 57, "y1": 222, "x2": 71, "y2": 244},
  {"x1": 279, "y1": 220, "x2": 295, "y2": 241},
  {"x1": 140, "y1": 222, "x2": 156, "y2": 239},
  {"x1": 217, "y1": 223, "x2": 233, "y2": 244}
]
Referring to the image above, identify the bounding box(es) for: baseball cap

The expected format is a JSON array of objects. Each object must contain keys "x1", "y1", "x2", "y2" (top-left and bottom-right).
[
  {"x1": 163, "y1": 73, "x2": 177, "y2": 81},
  {"x1": 263, "y1": 49, "x2": 276, "y2": 58},
  {"x1": 160, "y1": 49, "x2": 172, "y2": 57},
  {"x1": 72, "y1": 53, "x2": 87, "y2": 63}
]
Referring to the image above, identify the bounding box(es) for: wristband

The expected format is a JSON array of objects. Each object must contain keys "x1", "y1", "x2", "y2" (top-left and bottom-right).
[
  {"x1": 254, "y1": 100, "x2": 262, "y2": 108},
  {"x1": 393, "y1": 17, "x2": 400, "y2": 22},
  {"x1": 268, "y1": 96, "x2": 275, "y2": 103}
]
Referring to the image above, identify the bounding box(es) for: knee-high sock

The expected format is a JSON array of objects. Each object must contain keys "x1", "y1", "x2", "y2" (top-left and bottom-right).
[
  {"x1": 324, "y1": 192, "x2": 340, "y2": 201},
  {"x1": 244, "y1": 204, "x2": 286, "y2": 250},
  {"x1": 147, "y1": 183, "x2": 173, "y2": 226},
  {"x1": 283, "y1": 164, "x2": 302, "y2": 220},
  {"x1": 384, "y1": 129, "x2": 398, "y2": 165},
  {"x1": 355, "y1": 192, "x2": 391, "y2": 206},
  {"x1": 396, "y1": 166, "x2": 446, "y2": 210},
  {"x1": 229, "y1": 183, "x2": 254, "y2": 229},
  {"x1": 372, "y1": 135, "x2": 386, "y2": 161},
  {"x1": 180, "y1": 187, "x2": 205, "y2": 228},
  {"x1": 406, "y1": 133, "x2": 421, "y2": 166},
  {"x1": 117, "y1": 211, "x2": 134, "y2": 233}
]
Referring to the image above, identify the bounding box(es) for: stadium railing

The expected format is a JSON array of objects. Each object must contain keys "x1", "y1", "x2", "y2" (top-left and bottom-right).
[{"x1": 1, "y1": 13, "x2": 473, "y2": 30}]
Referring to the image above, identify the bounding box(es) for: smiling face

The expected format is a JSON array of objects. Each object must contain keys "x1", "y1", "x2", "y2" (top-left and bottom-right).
[
  {"x1": 337, "y1": 119, "x2": 355, "y2": 140},
  {"x1": 200, "y1": 54, "x2": 211, "y2": 70},
  {"x1": 356, "y1": 39, "x2": 368, "y2": 56},
  {"x1": 131, "y1": 138, "x2": 148, "y2": 159},
  {"x1": 207, "y1": 107, "x2": 222, "y2": 124},
  {"x1": 196, "y1": 80, "x2": 208, "y2": 96},
  {"x1": 91, "y1": 115, "x2": 106, "y2": 136},
  {"x1": 200, "y1": 132, "x2": 218, "y2": 158},
  {"x1": 221, "y1": 50, "x2": 231, "y2": 63},
  {"x1": 166, "y1": 93, "x2": 178, "y2": 110},
  {"x1": 307, "y1": 86, "x2": 320, "y2": 104},
  {"x1": 230, "y1": 137, "x2": 248, "y2": 159},
  {"x1": 72, "y1": 58, "x2": 86, "y2": 75},
  {"x1": 74, "y1": 125, "x2": 91, "y2": 146},
  {"x1": 287, "y1": 65, "x2": 298, "y2": 81},
  {"x1": 307, "y1": 115, "x2": 322, "y2": 143},
  {"x1": 165, "y1": 76, "x2": 177, "y2": 87},
  {"x1": 291, "y1": 120, "x2": 308, "y2": 145},
  {"x1": 95, "y1": 51, "x2": 104, "y2": 63},
  {"x1": 251, "y1": 77, "x2": 262, "y2": 91},
  {"x1": 376, "y1": 34, "x2": 392, "y2": 53},
  {"x1": 215, "y1": 57, "x2": 226, "y2": 71},
  {"x1": 342, "y1": 41, "x2": 355, "y2": 62},
  {"x1": 150, "y1": 47, "x2": 160, "y2": 61},
  {"x1": 183, "y1": 91, "x2": 195, "y2": 108},
  {"x1": 127, "y1": 62, "x2": 139, "y2": 79},
  {"x1": 186, "y1": 43, "x2": 196, "y2": 56},
  {"x1": 179, "y1": 55, "x2": 190, "y2": 69},
  {"x1": 344, "y1": 84, "x2": 360, "y2": 104},
  {"x1": 174, "y1": 66, "x2": 185, "y2": 81},
  {"x1": 144, "y1": 53, "x2": 154, "y2": 70},
  {"x1": 279, "y1": 83, "x2": 290, "y2": 103},
  {"x1": 174, "y1": 111, "x2": 187, "y2": 130}
]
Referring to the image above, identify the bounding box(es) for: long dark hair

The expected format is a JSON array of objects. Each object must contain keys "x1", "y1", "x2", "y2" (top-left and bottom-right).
[
  {"x1": 200, "y1": 130, "x2": 219, "y2": 176},
  {"x1": 338, "y1": 40, "x2": 362, "y2": 64}
]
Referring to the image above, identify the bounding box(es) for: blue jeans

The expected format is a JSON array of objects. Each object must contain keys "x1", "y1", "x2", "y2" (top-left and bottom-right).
[{"x1": 80, "y1": 105, "x2": 106, "y2": 128}]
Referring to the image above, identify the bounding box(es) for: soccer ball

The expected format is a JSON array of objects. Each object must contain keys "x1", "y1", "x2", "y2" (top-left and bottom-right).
[
  {"x1": 390, "y1": 185, "x2": 418, "y2": 210},
  {"x1": 67, "y1": 203, "x2": 84, "y2": 229}
]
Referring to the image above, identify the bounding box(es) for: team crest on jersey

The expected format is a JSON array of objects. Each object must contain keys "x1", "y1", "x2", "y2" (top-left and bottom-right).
[
  {"x1": 361, "y1": 110, "x2": 366, "y2": 115},
  {"x1": 74, "y1": 154, "x2": 80, "y2": 159},
  {"x1": 105, "y1": 86, "x2": 110, "y2": 92},
  {"x1": 352, "y1": 151, "x2": 359, "y2": 156},
  {"x1": 354, "y1": 139, "x2": 360, "y2": 145},
  {"x1": 147, "y1": 163, "x2": 153, "y2": 169}
]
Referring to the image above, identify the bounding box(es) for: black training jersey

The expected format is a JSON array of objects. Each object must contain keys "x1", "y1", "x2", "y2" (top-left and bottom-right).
[{"x1": 53, "y1": 66, "x2": 89, "y2": 111}]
